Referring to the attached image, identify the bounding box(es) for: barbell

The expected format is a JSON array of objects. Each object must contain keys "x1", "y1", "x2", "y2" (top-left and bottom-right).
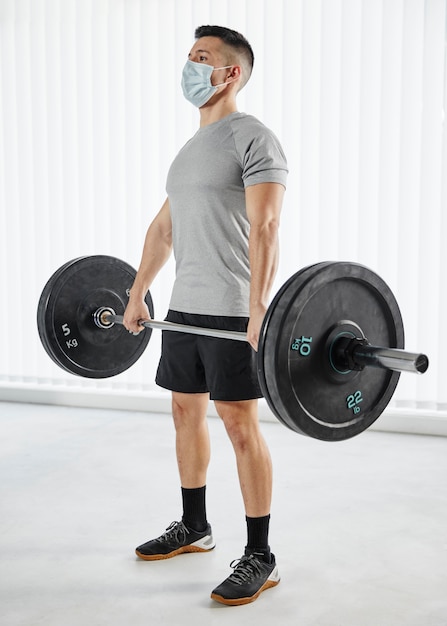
[{"x1": 37, "y1": 255, "x2": 429, "y2": 442}]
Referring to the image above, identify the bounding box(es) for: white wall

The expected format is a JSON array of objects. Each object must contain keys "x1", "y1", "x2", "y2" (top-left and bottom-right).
[{"x1": 1, "y1": 0, "x2": 446, "y2": 428}]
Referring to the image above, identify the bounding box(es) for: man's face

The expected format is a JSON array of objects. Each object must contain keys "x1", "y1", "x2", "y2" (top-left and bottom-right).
[{"x1": 188, "y1": 36, "x2": 231, "y2": 86}]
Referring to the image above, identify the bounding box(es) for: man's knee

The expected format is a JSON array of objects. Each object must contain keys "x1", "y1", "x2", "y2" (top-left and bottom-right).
[
  {"x1": 172, "y1": 392, "x2": 209, "y2": 429},
  {"x1": 215, "y1": 400, "x2": 261, "y2": 450}
]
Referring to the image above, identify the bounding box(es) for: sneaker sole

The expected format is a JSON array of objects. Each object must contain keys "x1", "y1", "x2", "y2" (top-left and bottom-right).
[
  {"x1": 136, "y1": 541, "x2": 215, "y2": 561},
  {"x1": 210, "y1": 577, "x2": 280, "y2": 606}
]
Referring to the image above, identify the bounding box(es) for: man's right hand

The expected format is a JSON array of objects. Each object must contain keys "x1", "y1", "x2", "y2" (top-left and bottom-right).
[{"x1": 123, "y1": 298, "x2": 151, "y2": 334}]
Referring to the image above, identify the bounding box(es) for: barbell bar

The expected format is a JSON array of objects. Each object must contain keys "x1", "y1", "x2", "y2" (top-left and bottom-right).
[
  {"x1": 37, "y1": 255, "x2": 429, "y2": 442},
  {"x1": 94, "y1": 309, "x2": 428, "y2": 375},
  {"x1": 94, "y1": 309, "x2": 249, "y2": 342}
]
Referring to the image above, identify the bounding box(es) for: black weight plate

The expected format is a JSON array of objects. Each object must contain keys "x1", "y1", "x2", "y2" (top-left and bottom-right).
[
  {"x1": 37, "y1": 255, "x2": 153, "y2": 378},
  {"x1": 258, "y1": 262, "x2": 404, "y2": 441}
]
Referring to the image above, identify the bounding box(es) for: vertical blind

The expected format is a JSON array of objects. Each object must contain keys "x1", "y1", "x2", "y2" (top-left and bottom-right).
[{"x1": 0, "y1": 0, "x2": 446, "y2": 412}]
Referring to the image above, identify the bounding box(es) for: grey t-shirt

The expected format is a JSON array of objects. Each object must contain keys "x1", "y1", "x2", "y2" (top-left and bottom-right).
[{"x1": 166, "y1": 111, "x2": 288, "y2": 316}]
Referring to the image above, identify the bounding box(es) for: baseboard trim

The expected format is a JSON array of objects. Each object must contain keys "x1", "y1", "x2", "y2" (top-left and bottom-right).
[{"x1": 1, "y1": 383, "x2": 446, "y2": 438}]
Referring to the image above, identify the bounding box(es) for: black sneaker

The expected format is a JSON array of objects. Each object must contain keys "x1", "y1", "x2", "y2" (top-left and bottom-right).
[
  {"x1": 210, "y1": 551, "x2": 280, "y2": 606},
  {"x1": 135, "y1": 520, "x2": 215, "y2": 561}
]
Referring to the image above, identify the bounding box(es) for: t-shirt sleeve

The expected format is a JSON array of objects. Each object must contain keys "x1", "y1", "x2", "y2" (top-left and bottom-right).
[{"x1": 236, "y1": 123, "x2": 288, "y2": 188}]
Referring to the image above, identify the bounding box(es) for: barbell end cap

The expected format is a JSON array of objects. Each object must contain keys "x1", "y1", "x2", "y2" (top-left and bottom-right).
[
  {"x1": 415, "y1": 354, "x2": 429, "y2": 374},
  {"x1": 92, "y1": 307, "x2": 116, "y2": 329}
]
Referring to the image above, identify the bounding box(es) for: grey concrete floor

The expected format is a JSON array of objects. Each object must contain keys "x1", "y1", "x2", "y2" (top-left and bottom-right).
[{"x1": 0, "y1": 401, "x2": 446, "y2": 626}]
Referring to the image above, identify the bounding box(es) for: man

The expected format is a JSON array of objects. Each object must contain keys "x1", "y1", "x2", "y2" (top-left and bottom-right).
[{"x1": 123, "y1": 25, "x2": 287, "y2": 606}]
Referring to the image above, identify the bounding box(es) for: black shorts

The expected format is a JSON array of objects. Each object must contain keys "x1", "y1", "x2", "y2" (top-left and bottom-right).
[{"x1": 155, "y1": 310, "x2": 263, "y2": 401}]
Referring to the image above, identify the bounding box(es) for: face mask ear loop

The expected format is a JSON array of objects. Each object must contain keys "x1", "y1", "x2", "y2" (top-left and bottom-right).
[
  {"x1": 212, "y1": 66, "x2": 235, "y2": 88},
  {"x1": 213, "y1": 78, "x2": 234, "y2": 88}
]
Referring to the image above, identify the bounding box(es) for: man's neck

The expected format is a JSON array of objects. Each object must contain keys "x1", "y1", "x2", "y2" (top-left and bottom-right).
[{"x1": 199, "y1": 99, "x2": 238, "y2": 127}]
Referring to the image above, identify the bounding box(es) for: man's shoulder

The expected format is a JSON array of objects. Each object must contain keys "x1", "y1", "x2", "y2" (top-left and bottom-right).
[
  {"x1": 229, "y1": 112, "x2": 267, "y2": 131},
  {"x1": 228, "y1": 113, "x2": 280, "y2": 146}
]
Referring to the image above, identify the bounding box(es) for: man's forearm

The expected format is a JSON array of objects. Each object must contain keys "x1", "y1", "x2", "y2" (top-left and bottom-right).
[{"x1": 248, "y1": 222, "x2": 279, "y2": 313}]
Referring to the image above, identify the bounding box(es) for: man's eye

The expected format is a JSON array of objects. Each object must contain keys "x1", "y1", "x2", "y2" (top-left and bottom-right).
[{"x1": 199, "y1": 56, "x2": 207, "y2": 62}]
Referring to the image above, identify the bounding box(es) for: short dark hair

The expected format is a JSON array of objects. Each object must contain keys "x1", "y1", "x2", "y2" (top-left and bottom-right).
[{"x1": 194, "y1": 25, "x2": 254, "y2": 87}]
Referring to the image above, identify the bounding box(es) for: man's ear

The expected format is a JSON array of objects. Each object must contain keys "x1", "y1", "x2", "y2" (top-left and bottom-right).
[
  {"x1": 227, "y1": 65, "x2": 242, "y2": 82},
  {"x1": 225, "y1": 65, "x2": 242, "y2": 83}
]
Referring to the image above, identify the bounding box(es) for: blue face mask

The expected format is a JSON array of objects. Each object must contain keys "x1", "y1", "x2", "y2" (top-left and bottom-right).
[{"x1": 181, "y1": 60, "x2": 232, "y2": 108}]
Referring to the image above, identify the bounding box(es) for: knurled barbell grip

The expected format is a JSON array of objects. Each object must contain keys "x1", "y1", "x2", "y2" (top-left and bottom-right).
[{"x1": 109, "y1": 314, "x2": 248, "y2": 342}]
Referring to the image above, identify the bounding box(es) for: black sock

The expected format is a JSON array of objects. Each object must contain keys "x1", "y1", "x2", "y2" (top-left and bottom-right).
[
  {"x1": 246, "y1": 515, "x2": 271, "y2": 562},
  {"x1": 181, "y1": 486, "x2": 208, "y2": 533}
]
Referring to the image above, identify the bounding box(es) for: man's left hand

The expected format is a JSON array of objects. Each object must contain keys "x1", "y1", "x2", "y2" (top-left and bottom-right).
[{"x1": 247, "y1": 304, "x2": 267, "y2": 351}]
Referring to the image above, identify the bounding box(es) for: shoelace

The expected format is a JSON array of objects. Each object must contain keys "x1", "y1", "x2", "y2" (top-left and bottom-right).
[
  {"x1": 160, "y1": 521, "x2": 189, "y2": 543},
  {"x1": 227, "y1": 554, "x2": 266, "y2": 585}
]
